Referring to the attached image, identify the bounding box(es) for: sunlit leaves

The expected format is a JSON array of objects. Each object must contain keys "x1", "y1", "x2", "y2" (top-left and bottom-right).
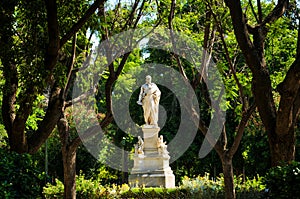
[
  {"x1": 265, "y1": 17, "x2": 297, "y2": 73},
  {"x1": 26, "y1": 95, "x2": 46, "y2": 131}
]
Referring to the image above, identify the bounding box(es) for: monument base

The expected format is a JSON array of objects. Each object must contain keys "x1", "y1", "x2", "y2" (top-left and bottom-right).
[
  {"x1": 129, "y1": 127, "x2": 175, "y2": 188},
  {"x1": 129, "y1": 169, "x2": 175, "y2": 188}
]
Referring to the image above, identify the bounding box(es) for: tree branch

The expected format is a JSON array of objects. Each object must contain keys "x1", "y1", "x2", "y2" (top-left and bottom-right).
[
  {"x1": 65, "y1": 88, "x2": 96, "y2": 108},
  {"x1": 168, "y1": 0, "x2": 187, "y2": 80},
  {"x1": 45, "y1": 0, "x2": 60, "y2": 71},
  {"x1": 248, "y1": 0, "x2": 259, "y2": 23},
  {"x1": 209, "y1": 3, "x2": 247, "y2": 111},
  {"x1": 168, "y1": 2, "x2": 224, "y2": 155},
  {"x1": 76, "y1": 124, "x2": 103, "y2": 144},
  {"x1": 28, "y1": 85, "x2": 63, "y2": 154},
  {"x1": 64, "y1": 34, "x2": 77, "y2": 100},
  {"x1": 261, "y1": 0, "x2": 288, "y2": 27},
  {"x1": 257, "y1": 0, "x2": 263, "y2": 23},
  {"x1": 122, "y1": 0, "x2": 140, "y2": 30},
  {"x1": 224, "y1": 0, "x2": 254, "y2": 62},
  {"x1": 72, "y1": 50, "x2": 92, "y2": 73},
  {"x1": 133, "y1": 0, "x2": 146, "y2": 29},
  {"x1": 229, "y1": 102, "x2": 256, "y2": 156},
  {"x1": 297, "y1": 14, "x2": 300, "y2": 58},
  {"x1": 276, "y1": 56, "x2": 300, "y2": 135},
  {"x1": 0, "y1": 1, "x2": 18, "y2": 137},
  {"x1": 60, "y1": 0, "x2": 104, "y2": 47},
  {"x1": 193, "y1": 111, "x2": 224, "y2": 156},
  {"x1": 192, "y1": 6, "x2": 216, "y2": 90},
  {"x1": 111, "y1": 1, "x2": 121, "y2": 31},
  {"x1": 12, "y1": 87, "x2": 36, "y2": 149}
]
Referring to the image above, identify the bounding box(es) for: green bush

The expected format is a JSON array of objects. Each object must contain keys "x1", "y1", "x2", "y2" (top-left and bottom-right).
[
  {"x1": 0, "y1": 148, "x2": 45, "y2": 199},
  {"x1": 179, "y1": 173, "x2": 265, "y2": 199},
  {"x1": 120, "y1": 187, "x2": 191, "y2": 199},
  {"x1": 43, "y1": 173, "x2": 129, "y2": 199},
  {"x1": 44, "y1": 172, "x2": 266, "y2": 199},
  {"x1": 180, "y1": 174, "x2": 224, "y2": 198},
  {"x1": 265, "y1": 161, "x2": 300, "y2": 198}
]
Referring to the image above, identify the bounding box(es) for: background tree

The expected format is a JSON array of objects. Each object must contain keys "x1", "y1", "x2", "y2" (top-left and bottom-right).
[
  {"x1": 224, "y1": 0, "x2": 300, "y2": 166},
  {"x1": 0, "y1": 0, "x2": 103, "y2": 154}
]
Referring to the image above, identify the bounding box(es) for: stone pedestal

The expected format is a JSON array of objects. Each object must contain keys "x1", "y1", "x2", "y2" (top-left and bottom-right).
[{"x1": 129, "y1": 126, "x2": 175, "y2": 188}]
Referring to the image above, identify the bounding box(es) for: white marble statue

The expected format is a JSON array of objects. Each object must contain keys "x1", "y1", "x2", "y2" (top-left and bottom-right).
[
  {"x1": 157, "y1": 135, "x2": 168, "y2": 155},
  {"x1": 137, "y1": 75, "x2": 161, "y2": 127},
  {"x1": 135, "y1": 136, "x2": 144, "y2": 155}
]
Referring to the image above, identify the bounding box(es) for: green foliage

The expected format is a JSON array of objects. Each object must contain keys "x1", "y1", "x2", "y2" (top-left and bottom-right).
[
  {"x1": 43, "y1": 172, "x2": 266, "y2": 199},
  {"x1": 121, "y1": 187, "x2": 191, "y2": 198},
  {"x1": 180, "y1": 173, "x2": 265, "y2": 199},
  {"x1": 32, "y1": 126, "x2": 123, "y2": 185},
  {"x1": 241, "y1": 114, "x2": 271, "y2": 177},
  {"x1": 0, "y1": 148, "x2": 45, "y2": 199},
  {"x1": 26, "y1": 95, "x2": 46, "y2": 131},
  {"x1": 0, "y1": 124, "x2": 8, "y2": 148},
  {"x1": 234, "y1": 174, "x2": 266, "y2": 198},
  {"x1": 180, "y1": 174, "x2": 223, "y2": 197},
  {"x1": 43, "y1": 173, "x2": 130, "y2": 199},
  {"x1": 265, "y1": 16, "x2": 297, "y2": 73},
  {"x1": 265, "y1": 161, "x2": 300, "y2": 198}
]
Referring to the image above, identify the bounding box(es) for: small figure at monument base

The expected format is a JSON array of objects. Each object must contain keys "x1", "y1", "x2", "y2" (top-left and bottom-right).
[{"x1": 134, "y1": 136, "x2": 144, "y2": 155}]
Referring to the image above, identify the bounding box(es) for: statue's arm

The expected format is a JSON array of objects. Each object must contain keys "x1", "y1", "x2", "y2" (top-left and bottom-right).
[
  {"x1": 137, "y1": 86, "x2": 144, "y2": 105},
  {"x1": 152, "y1": 84, "x2": 161, "y2": 99}
]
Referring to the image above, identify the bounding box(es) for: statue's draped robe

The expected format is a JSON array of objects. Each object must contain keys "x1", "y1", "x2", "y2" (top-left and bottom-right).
[{"x1": 140, "y1": 83, "x2": 161, "y2": 126}]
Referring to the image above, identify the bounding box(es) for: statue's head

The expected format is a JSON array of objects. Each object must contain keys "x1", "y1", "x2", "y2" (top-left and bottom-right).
[{"x1": 145, "y1": 75, "x2": 152, "y2": 83}]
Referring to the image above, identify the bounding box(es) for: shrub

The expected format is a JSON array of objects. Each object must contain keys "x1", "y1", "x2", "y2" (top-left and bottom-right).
[
  {"x1": 0, "y1": 148, "x2": 45, "y2": 199},
  {"x1": 43, "y1": 173, "x2": 129, "y2": 199},
  {"x1": 265, "y1": 161, "x2": 300, "y2": 198},
  {"x1": 180, "y1": 173, "x2": 265, "y2": 199},
  {"x1": 180, "y1": 173, "x2": 223, "y2": 198},
  {"x1": 43, "y1": 172, "x2": 266, "y2": 198},
  {"x1": 235, "y1": 174, "x2": 266, "y2": 199},
  {"x1": 120, "y1": 187, "x2": 191, "y2": 199}
]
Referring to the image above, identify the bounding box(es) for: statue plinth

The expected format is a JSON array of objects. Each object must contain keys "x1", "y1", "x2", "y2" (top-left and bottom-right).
[
  {"x1": 129, "y1": 127, "x2": 175, "y2": 188},
  {"x1": 142, "y1": 126, "x2": 159, "y2": 153}
]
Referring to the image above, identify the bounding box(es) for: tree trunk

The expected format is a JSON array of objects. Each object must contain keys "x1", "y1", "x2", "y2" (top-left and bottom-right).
[
  {"x1": 62, "y1": 147, "x2": 77, "y2": 199},
  {"x1": 222, "y1": 155, "x2": 235, "y2": 199},
  {"x1": 58, "y1": 118, "x2": 77, "y2": 199},
  {"x1": 9, "y1": 127, "x2": 28, "y2": 153},
  {"x1": 269, "y1": 128, "x2": 295, "y2": 166}
]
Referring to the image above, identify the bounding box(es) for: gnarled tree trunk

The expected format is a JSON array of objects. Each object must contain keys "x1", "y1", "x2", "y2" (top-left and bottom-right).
[
  {"x1": 269, "y1": 128, "x2": 296, "y2": 166},
  {"x1": 224, "y1": 0, "x2": 299, "y2": 166}
]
